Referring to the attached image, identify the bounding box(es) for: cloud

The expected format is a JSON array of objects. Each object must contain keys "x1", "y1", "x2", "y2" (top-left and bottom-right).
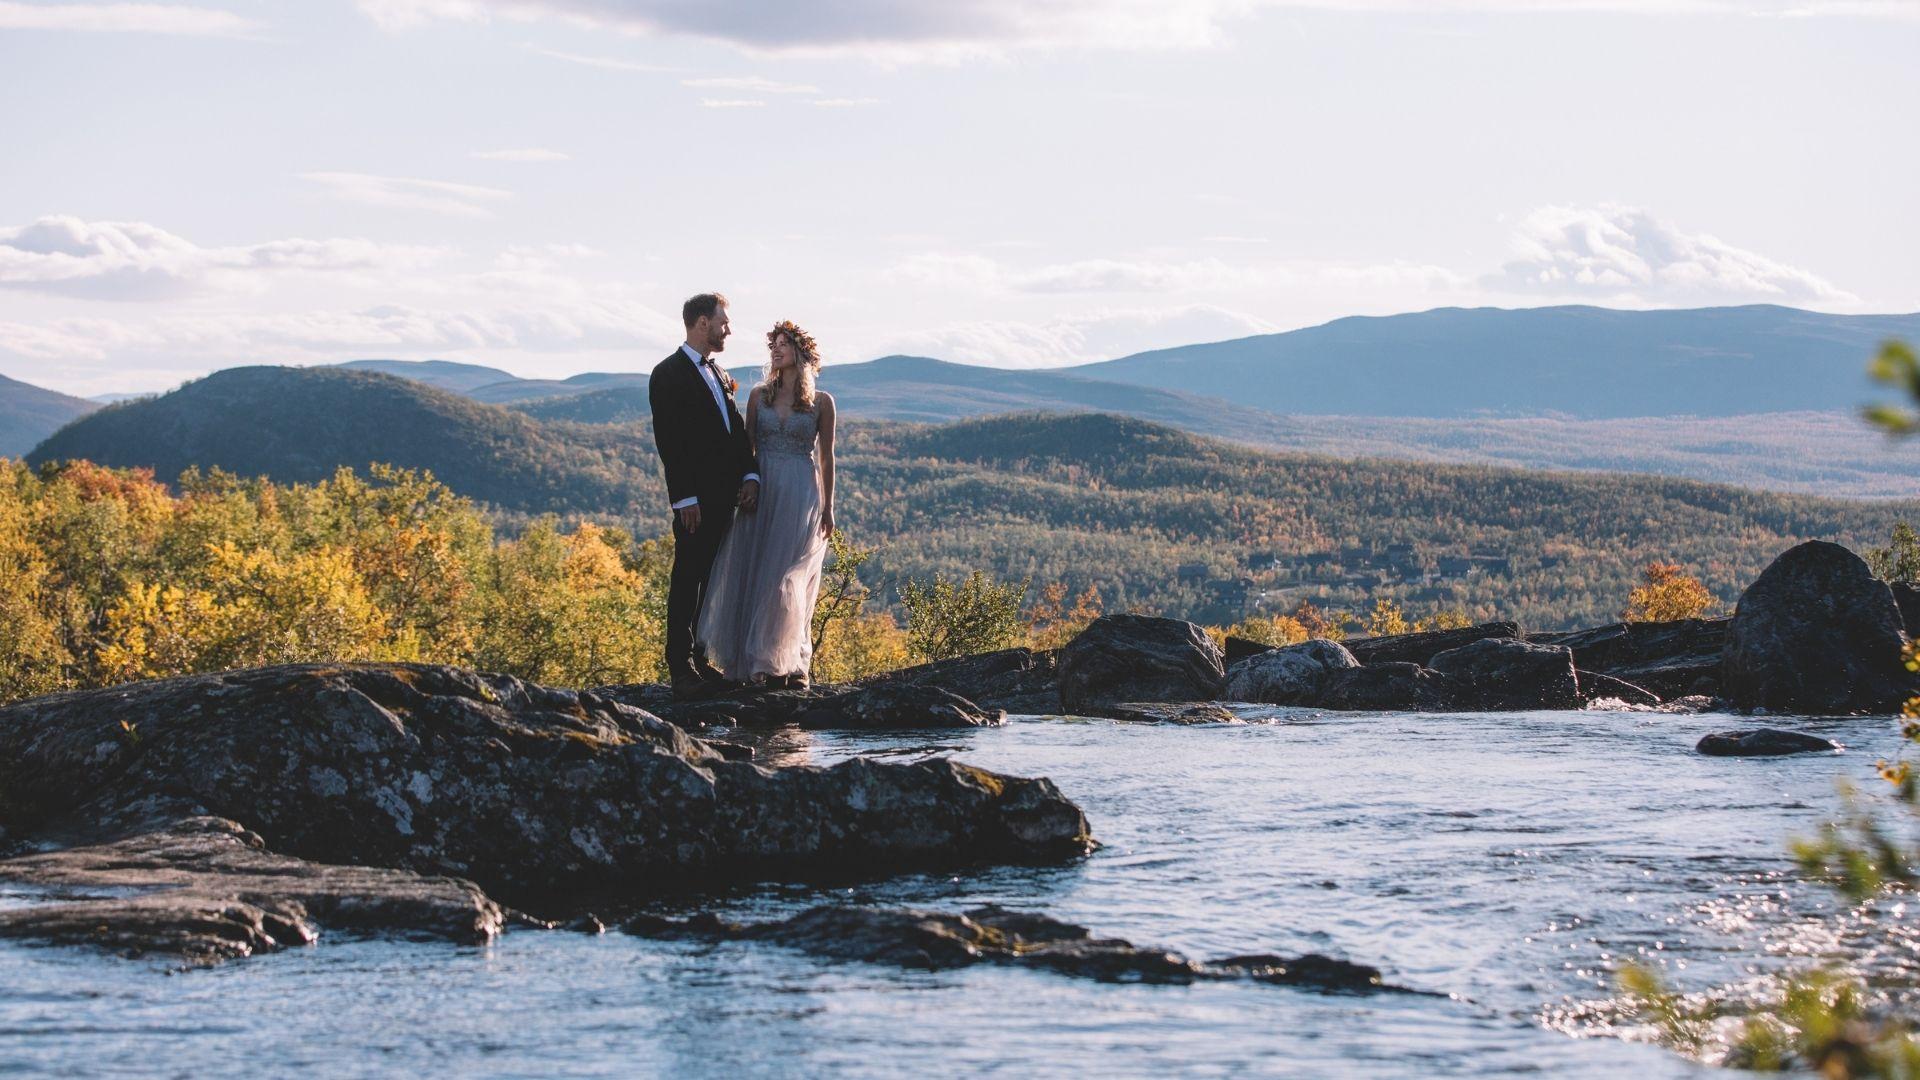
[
  {"x1": 356, "y1": 0, "x2": 1243, "y2": 58},
  {"x1": 698, "y1": 98, "x2": 764, "y2": 108},
  {"x1": 354, "y1": 0, "x2": 1920, "y2": 62},
  {"x1": 300, "y1": 172, "x2": 513, "y2": 218},
  {"x1": 682, "y1": 75, "x2": 819, "y2": 94},
  {"x1": 810, "y1": 97, "x2": 881, "y2": 107},
  {"x1": 0, "y1": 216, "x2": 443, "y2": 301},
  {"x1": 469, "y1": 147, "x2": 571, "y2": 162},
  {"x1": 888, "y1": 252, "x2": 1274, "y2": 295},
  {"x1": 0, "y1": 1, "x2": 261, "y2": 36},
  {"x1": 1490, "y1": 203, "x2": 1854, "y2": 304},
  {"x1": 872, "y1": 304, "x2": 1279, "y2": 368},
  {"x1": 524, "y1": 44, "x2": 681, "y2": 71}
]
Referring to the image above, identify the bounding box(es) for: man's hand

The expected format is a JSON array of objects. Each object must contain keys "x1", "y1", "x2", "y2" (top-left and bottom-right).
[
  {"x1": 737, "y1": 478, "x2": 760, "y2": 513},
  {"x1": 676, "y1": 503, "x2": 702, "y2": 532}
]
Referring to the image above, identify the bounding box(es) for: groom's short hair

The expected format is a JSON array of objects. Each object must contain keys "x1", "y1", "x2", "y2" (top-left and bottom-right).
[{"x1": 682, "y1": 292, "x2": 728, "y2": 329}]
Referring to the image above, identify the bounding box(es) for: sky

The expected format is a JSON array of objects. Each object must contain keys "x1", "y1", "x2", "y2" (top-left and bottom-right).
[{"x1": 0, "y1": 0, "x2": 1917, "y2": 397}]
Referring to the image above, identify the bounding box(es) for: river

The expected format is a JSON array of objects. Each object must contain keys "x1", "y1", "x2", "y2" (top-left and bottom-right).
[{"x1": 2, "y1": 706, "x2": 1911, "y2": 1077}]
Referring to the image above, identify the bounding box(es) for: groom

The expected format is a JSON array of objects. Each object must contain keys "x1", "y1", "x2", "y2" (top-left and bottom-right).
[{"x1": 649, "y1": 292, "x2": 758, "y2": 697}]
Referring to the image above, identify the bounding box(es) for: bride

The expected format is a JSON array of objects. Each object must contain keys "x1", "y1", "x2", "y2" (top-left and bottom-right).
[{"x1": 696, "y1": 319, "x2": 837, "y2": 688}]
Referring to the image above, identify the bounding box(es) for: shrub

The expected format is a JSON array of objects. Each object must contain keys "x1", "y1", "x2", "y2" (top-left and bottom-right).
[
  {"x1": 1866, "y1": 522, "x2": 1920, "y2": 586},
  {"x1": 1026, "y1": 581, "x2": 1103, "y2": 650},
  {"x1": 1622, "y1": 562, "x2": 1721, "y2": 622},
  {"x1": 898, "y1": 571, "x2": 1028, "y2": 663}
]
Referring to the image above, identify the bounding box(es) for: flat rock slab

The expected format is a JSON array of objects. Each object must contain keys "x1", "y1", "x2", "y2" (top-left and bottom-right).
[
  {"x1": 625, "y1": 904, "x2": 1411, "y2": 993},
  {"x1": 0, "y1": 816, "x2": 505, "y2": 963},
  {"x1": 1696, "y1": 728, "x2": 1843, "y2": 757},
  {"x1": 1100, "y1": 702, "x2": 1242, "y2": 725},
  {"x1": 1344, "y1": 622, "x2": 1519, "y2": 667}
]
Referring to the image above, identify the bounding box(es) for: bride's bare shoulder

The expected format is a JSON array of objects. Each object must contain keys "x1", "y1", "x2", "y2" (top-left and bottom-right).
[{"x1": 815, "y1": 389, "x2": 835, "y2": 410}]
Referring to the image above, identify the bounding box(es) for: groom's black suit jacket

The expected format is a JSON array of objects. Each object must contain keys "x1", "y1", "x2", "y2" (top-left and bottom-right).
[{"x1": 648, "y1": 349, "x2": 755, "y2": 509}]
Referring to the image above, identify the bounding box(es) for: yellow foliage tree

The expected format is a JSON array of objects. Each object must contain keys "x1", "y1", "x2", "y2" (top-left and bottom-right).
[
  {"x1": 1026, "y1": 581, "x2": 1103, "y2": 650},
  {"x1": 1365, "y1": 597, "x2": 1409, "y2": 637},
  {"x1": 1622, "y1": 562, "x2": 1721, "y2": 623}
]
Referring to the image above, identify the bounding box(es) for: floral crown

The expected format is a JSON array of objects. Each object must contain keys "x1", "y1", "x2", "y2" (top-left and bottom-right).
[{"x1": 767, "y1": 320, "x2": 821, "y2": 367}]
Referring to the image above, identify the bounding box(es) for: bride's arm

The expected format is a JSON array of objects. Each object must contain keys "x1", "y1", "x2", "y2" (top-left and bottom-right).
[{"x1": 818, "y1": 391, "x2": 836, "y2": 537}]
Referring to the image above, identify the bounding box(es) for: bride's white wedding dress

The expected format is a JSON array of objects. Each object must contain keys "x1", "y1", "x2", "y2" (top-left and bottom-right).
[{"x1": 696, "y1": 404, "x2": 828, "y2": 681}]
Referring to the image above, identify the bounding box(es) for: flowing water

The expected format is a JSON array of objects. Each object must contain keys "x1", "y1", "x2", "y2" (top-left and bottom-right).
[{"x1": 2, "y1": 707, "x2": 1914, "y2": 1078}]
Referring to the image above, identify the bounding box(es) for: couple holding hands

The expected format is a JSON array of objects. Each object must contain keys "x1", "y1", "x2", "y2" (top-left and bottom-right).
[{"x1": 648, "y1": 292, "x2": 838, "y2": 699}]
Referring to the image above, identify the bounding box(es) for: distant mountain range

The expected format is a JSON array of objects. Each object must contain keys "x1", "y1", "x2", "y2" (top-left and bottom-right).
[
  {"x1": 21, "y1": 365, "x2": 1918, "y2": 628},
  {"x1": 0, "y1": 374, "x2": 98, "y2": 457},
  {"x1": 9, "y1": 304, "x2": 1918, "y2": 495},
  {"x1": 1070, "y1": 304, "x2": 1920, "y2": 419}
]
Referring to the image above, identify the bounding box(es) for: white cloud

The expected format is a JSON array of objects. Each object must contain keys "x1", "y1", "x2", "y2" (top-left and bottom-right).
[
  {"x1": 353, "y1": 0, "x2": 1920, "y2": 62},
  {"x1": 811, "y1": 97, "x2": 881, "y2": 107},
  {"x1": 524, "y1": 44, "x2": 681, "y2": 71},
  {"x1": 1490, "y1": 203, "x2": 1854, "y2": 304},
  {"x1": 469, "y1": 147, "x2": 571, "y2": 161},
  {"x1": 698, "y1": 98, "x2": 764, "y2": 108},
  {"x1": 682, "y1": 75, "x2": 819, "y2": 94},
  {"x1": 0, "y1": 216, "x2": 443, "y2": 301},
  {"x1": 872, "y1": 304, "x2": 1279, "y2": 368},
  {"x1": 0, "y1": 1, "x2": 261, "y2": 36},
  {"x1": 888, "y1": 252, "x2": 1275, "y2": 295},
  {"x1": 300, "y1": 172, "x2": 513, "y2": 218}
]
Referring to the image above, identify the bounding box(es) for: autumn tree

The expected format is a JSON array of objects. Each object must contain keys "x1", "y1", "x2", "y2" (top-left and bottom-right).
[{"x1": 1621, "y1": 562, "x2": 1721, "y2": 622}]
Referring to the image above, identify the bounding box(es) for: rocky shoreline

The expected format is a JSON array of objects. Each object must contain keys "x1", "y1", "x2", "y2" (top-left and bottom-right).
[{"x1": 0, "y1": 539, "x2": 1911, "y2": 972}]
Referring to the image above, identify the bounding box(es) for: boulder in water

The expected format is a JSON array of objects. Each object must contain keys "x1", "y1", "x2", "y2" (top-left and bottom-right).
[
  {"x1": 1314, "y1": 663, "x2": 1455, "y2": 711},
  {"x1": 1429, "y1": 638, "x2": 1580, "y2": 711},
  {"x1": 1532, "y1": 618, "x2": 1727, "y2": 699},
  {"x1": 1723, "y1": 541, "x2": 1917, "y2": 714},
  {"x1": 1101, "y1": 702, "x2": 1242, "y2": 724},
  {"x1": 1343, "y1": 622, "x2": 1519, "y2": 667},
  {"x1": 1696, "y1": 728, "x2": 1842, "y2": 757},
  {"x1": 1058, "y1": 614, "x2": 1225, "y2": 716},
  {"x1": 1224, "y1": 639, "x2": 1360, "y2": 706}
]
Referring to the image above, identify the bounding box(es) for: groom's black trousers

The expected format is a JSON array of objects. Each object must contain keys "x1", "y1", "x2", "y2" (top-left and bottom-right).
[{"x1": 666, "y1": 493, "x2": 737, "y2": 677}]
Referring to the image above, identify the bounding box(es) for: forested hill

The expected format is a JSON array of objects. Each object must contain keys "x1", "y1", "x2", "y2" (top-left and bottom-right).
[
  {"x1": 22, "y1": 367, "x2": 1918, "y2": 629},
  {"x1": 1074, "y1": 304, "x2": 1920, "y2": 418},
  {"x1": 0, "y1": 373, "x2": 98, "y2": 457},
  {"x1": 26, "y1": 366, "x2": 660, "y2": 516}
]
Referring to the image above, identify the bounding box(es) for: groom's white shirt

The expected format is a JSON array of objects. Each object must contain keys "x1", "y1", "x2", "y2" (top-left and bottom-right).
[{"x1": 670, "y1": 342, "x2": 757, "y2": 512}]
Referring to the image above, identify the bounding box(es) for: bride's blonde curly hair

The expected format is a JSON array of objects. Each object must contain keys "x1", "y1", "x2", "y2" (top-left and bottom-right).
[{"x1": 761, "y1": 319, "x2": 822, "y2": 411}]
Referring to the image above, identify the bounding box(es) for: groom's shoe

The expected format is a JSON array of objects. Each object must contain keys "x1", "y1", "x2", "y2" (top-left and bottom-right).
[{"x1": 691, "y1": 656, "x2": 728, "y2": 684}]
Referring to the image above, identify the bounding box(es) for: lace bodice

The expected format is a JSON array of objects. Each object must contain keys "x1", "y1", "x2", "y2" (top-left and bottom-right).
[{"x1": 756, "y1": 405, "x2": 818, "y2": 458}]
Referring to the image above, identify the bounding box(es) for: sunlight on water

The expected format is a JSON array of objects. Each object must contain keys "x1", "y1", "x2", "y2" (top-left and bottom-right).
[{"x1": 1, "y1": 707, "x2": 1907, "y2": 1077}]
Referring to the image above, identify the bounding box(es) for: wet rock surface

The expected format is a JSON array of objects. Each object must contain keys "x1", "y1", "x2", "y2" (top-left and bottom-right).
[
  {"x1": 793, "y1": 684, "x2": 1006, "y2": 730},
  {"x1": 1059, "y1": 615, "x2": 1226, "y2": 717},
  {"x1": 1101, "y1": 702, "x2": 1242, "y2": 725},
  {"x1": 1576, "y1": 671, "x2": 1663, "y2": 708},
  {"x1": 1224, "y1": 640, "x2": 1359, "y2": 706},
  {"x1": 0, "y1": 816, "x2": 504, "y2": 963},
  {"x1": 1343, "y1": 622, "x2": 1520, "y2": 667},
  {"x1": 1723, "y1": 541, "x2": 1917, "y2": 714},
  {"x1": 596, "y1": 680, "x2": 1006, "y2": 731},
  {"x1": 1696, "y1": 728, "x2": 1843, "y2": 757},
  {"x1": 1429, "y1": 639, "x2": 1580, "y2": 711},
  {"x1": 624, "y1": 904, "x2": 1407, "y2": 993},
  {"x1": 0, "y1": 664, "x2": 1092, "y2": 959},
  {"x1": 858, "y1": 648, "x2": 1060, "y2": 714}
]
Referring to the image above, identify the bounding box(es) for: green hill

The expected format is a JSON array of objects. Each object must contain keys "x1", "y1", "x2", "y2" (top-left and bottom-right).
[
  {"x1": 0, "y1": 373, "x2": 98, "y2": 458},
  {"x1": 28, "y1": 366, "x2": 659, "y2": 516},
  {"x1": 26, "y1": 368, "x2": 1918, "y2": 629}
]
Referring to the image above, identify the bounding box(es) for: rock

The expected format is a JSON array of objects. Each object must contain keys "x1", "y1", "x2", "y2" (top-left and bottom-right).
[
  {"x1": 1343, "y1": 622, "x2": 1519, "y2": 667},
  {"x1": 1314, "y1": 663, "x2": 1455, "y2": 711},
  {"x1": 0, "y1": 664, "x2": 1093, "y2": 913},
  {"x1": 624, "y1": 903, "x2": 1406, "y2": 993},
  {"x1": 1696, "y1": 728, "x2": 1842, "y2": 757},
  {"x1": 1223, "y1": 636, "x2": 1277, "y2": 666},
  {"x1": 1429, "y1": 638, "x2": 1580, "y2": 711},
  {"x1": 1101, "y1": 702, "x2": 1241, "y2": 724},
  {"x1": 1894, "y1": 583, "x2": 1920, "y2": 638},
  {"x1": 795, "y1": 683, "x2": 1005, "y2": 730},
  {"x1": 1577, "y1": 671, "x2": 1663, "y2": 708},
  {"x1": 858, "y1": 648, "x2": 1060, "y2": 714},
  {"x1": 1058, "y1": 615, "x2": 1225, "y2": 717},
  {"x1": 1223, "y1": 639, "x2": 1360, "y2": 705},
  {"x1": 1723, "y1": 541, "x2": 1918, "y2": 714},
  {"x1": 0, "y1": 816, "x2": 502, "y2": 962},
  {"x1": 1532, "y1": 618, "x2": 1728, "y2": 699}
]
